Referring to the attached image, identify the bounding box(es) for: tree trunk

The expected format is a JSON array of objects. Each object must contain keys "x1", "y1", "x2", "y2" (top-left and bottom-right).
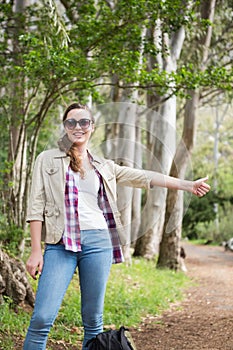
[
  {"x1": 115, "y1": 100, "x2": 137, "y2": 264},
  {"x1": 131, "y1": 115, "x2": 142, "y2": 245},
  {"x1": 0, "y1": 249, "x2": 34, "y2": 306},
  {"x1": 157, "y1": 91, "x2": 199, "y2": 269},
  {"x1": 99, "y1": 99, "x2": 137, "y2": 265},
  {"x1": 157, "y1": 0, "x2": 216, "y2": 270},
  {"x1": 119, "y1": 26, "x2": 146, "y2": 262},
  {"x1": 134, "y1": 24, "x2": 185, "y2": 259},
  {"x1": 102, "y1": 26, "x2": 146, "y2": 263},
  {"x1": 3, "y1": 0, "x2": 28, "y2": 232}
]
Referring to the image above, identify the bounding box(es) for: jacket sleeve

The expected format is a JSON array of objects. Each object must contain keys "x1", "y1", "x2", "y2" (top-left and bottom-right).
[
  {"x1": 113, "y1": 163, "x2": 153, "y2": 189},
  {"x1": 26, "y1": 152, "x2": 46, "y2": 222}
]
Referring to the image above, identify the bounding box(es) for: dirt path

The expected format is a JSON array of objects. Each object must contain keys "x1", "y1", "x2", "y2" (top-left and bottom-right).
[{"x1": 130, "y1": 242, "x2": 233, "y2": 350}]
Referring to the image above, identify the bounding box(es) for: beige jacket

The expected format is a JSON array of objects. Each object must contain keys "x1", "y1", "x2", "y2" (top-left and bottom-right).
[{"x1": 26, "y1": 149, "x2": 153, "y2": 245}]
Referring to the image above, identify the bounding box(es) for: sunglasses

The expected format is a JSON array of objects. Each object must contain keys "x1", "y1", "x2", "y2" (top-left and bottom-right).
[{"x1": 63, "y1": 118, "x2": 93, "y2": 130}]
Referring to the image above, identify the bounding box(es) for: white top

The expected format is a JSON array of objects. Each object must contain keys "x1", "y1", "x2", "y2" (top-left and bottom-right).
[{"x1": 73, "y1": 169, "x2": 108, "y2": 230}]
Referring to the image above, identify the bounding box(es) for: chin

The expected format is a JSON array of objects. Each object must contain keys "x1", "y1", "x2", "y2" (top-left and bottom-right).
[
  {"x1": 73, "y1": 139, "x2": 87, "y2": 147},
  {"x1": 71, "y1": 136, "x2": 84, "y2": 143}
]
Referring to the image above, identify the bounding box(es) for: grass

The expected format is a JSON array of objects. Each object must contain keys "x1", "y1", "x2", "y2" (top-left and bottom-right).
[
  {"x1": 104, "y1": 258, "x2": 188, "y2": 326},
  {"x1": 189, "y1": 239, "x2": 216, "y2": 246},
  {"x1": 0, "y1": 257, "x2": 189, "y2": 348}
]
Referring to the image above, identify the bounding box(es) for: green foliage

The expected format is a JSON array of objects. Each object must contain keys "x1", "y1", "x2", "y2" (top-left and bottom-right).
[
  {"x1": 0, "y1": 160, "x2": 14, "y2": 186},
  {"x1": 1, "y1": 0, "x2": 232, "y2": 102},
  {"x1": 0, "y1": 0, "x2": 232, "y2": 122},
  {"x1": 0, "y1": 258, "x2": 189, "y2": 347},
  {"x1": 182, "y1": 102, "x2": 233, "y2": 243},
  {"x1": 194, "y1": 203, "x2": 233, "y2": 244},
  {"x1": 183, "y1": 182, "x2": 233, "y2": 241},
  {"x1": 183, "y1": 192, "x2": 217, "y2": 240},
  {"x1": 0, "y1": 215, "x2": 25, "y2": 255}
]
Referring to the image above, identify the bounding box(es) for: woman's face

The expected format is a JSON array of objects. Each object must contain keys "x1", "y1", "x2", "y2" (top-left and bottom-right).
[{"x1": 63, "y1": 108, "x2": 94, "y2": 146}]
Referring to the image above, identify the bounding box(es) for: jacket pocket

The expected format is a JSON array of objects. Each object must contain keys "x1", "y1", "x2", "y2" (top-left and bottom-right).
[
  {"x1": 43, "y1": 204, "x2": 62, "y2": 239},
  {"x1": 44, "y1": 203, "x2": 60, "y2": 217},
  {"x1": 44, "y1": 204, "x2": 55, "y2": 217},
  {"x1": 45, "y1": 167, "x2": 59, "y2": 175}
]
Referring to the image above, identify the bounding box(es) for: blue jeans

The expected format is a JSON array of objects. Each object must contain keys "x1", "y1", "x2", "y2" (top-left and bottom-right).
[{"x1": 23, "y1": 230, "x2": 113, "y2": 350}]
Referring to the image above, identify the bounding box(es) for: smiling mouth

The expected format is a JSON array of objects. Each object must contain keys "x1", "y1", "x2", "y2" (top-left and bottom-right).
[{"x1": 73, "y1": 132, "x2": 85, "y2": 136}]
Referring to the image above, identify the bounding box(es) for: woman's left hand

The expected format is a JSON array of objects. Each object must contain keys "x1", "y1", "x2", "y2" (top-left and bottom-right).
[{"x1": 192, "y1": 176, "x2": 210, "y2": 197}]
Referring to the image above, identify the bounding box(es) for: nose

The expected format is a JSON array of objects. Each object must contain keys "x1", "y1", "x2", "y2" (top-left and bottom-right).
[{"x1": 74, "y1": 120, "x2": 82, "y2": 130}]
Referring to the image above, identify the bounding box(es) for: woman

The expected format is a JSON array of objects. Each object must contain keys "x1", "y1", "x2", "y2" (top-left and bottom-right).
[{"x1": 24, "y1": 102, "x2": 210, "y2": 349}]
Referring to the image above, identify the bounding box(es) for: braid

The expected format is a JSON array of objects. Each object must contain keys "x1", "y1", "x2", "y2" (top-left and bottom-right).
[
  {"x1": 67, "y1": 147, "x2": 85, "y2": 178},
  {"x1": 58, "y1": 134, "x2": 85, "y2": 178}
]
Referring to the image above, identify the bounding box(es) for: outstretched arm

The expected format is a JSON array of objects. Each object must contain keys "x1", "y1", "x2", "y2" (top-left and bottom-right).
[{"x1": 150, "y1": 173, "x2": 210, "y2": 197}]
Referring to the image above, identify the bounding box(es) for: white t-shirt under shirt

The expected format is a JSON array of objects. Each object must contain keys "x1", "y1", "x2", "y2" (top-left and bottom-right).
[{"x1": 73, "y1": 168, "x2": 108, "y2": 231}]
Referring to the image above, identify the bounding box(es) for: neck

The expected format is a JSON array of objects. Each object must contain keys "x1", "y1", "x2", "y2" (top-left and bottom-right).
[{"x1": 72, "y1": 145, "x2": 88, "y2": 158}]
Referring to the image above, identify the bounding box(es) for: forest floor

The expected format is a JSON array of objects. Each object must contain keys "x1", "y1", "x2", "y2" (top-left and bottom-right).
[
  {"x1": 130, "y1": 242, "x2": 233, "y2": 350},
  {"x1": 5, "y1": 242, "x2": 233, "y2": 350}
]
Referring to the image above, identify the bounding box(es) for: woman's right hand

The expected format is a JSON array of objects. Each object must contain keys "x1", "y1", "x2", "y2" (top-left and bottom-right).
[{"x1": 26, "y1": 251, "x2": 43, "y2": 280}]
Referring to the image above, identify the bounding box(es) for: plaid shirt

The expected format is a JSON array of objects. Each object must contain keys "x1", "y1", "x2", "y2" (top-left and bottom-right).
[{"x1": 63, "y1": 165, "x2": 123, "y2": 264}]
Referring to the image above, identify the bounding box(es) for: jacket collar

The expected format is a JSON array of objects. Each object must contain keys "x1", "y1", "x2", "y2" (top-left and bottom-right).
[
  {"x1": 88, "y1": 150, "x2": 103, "y2": 165},
  {"x1": 52, "y1": 148, "x2": 104, "y2": 164},
  {"x1": 52, "y1": 149, "x2": 69, "y2": 158}
]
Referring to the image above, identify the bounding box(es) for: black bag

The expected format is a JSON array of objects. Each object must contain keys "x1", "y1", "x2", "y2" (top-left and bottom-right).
[{"x1": 86, "y1": 326, "x2": 136, "y2": 350}]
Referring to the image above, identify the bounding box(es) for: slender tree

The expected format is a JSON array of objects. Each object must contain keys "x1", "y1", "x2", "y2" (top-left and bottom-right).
[
  {"x1": 157, "y1": 0, "x2": 217, "y2": 269},
  {"x1": 134, "y1": 1, "x2": 191, "y2": 258}
]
